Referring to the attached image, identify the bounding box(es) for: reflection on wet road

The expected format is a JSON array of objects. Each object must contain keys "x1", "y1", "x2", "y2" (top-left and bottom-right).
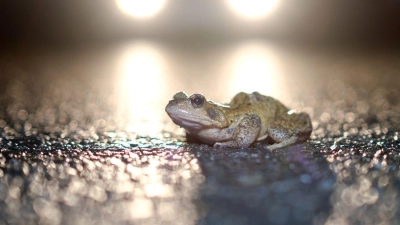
[
  {"x1": 117, "y1": 42, "x2": 168, "y2": 134},
  {"x1": 112, "y1": 40, "x2": 288, "y2": 135},
  {"x1": 0, "y1": 39, "x2": 399, "y2": 224}
]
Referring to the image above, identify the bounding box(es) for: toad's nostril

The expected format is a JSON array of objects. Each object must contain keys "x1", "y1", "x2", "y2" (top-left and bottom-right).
[
  {"x1": 167, "y1": 100, "x2": 178, "y2": 107},
  {"x1": 165, "y1": 103, "x2": 173, "y2": 113}
]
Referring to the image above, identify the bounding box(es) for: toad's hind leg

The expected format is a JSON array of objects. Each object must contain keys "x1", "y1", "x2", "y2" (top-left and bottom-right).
[
  {"x1": 265, "y1": 135, "x2": 299, "y2": 151},
  {"x1": 214, "y1": 114, "x2": 261, "y2": 148},
  {"x1": 265, "y1": 112, "x2": 312, "y2": 151}
]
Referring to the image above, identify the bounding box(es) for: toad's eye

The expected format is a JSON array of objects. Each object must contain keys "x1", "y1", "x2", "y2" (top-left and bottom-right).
[{"x1": 190, "y1": 94, "x2": 205, "y2": 108}]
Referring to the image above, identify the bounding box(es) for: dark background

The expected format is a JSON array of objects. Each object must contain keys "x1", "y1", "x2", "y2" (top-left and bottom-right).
[{"x1": 1, "y1": 0, "x2": 400, "y2": 47}]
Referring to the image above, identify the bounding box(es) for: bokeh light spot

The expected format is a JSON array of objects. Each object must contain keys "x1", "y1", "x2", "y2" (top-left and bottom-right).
[
  {"x1": 226, "y1": 0, "x2": 279, "y2": 19},
  {"x1": 116, "y1": 0, "x2": 166, "y2": 19},
  {"x1": 226, "y1": 41, "x2": 285, "y2": 99}
]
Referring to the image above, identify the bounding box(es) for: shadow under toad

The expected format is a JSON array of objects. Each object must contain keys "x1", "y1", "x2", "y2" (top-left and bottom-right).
[{"x1": 194, "y1": 143, "x2": 334, "y2": 225}]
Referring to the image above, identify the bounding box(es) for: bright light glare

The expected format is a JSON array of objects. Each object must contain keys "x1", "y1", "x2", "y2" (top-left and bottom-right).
[
  {"x1": 116, "y1": 0, "x2": 166, "y2": 19},
  {"x1": 120, "y1": 44, "x2": 163, "y2": 102},
  {"x1": 226, "y1": 0, "x2": 279, "y2": 19},
  {"x1": 227, "y1": 42, "x2": 286, "y2": 99},
  {"x1": 117, "y1": 42, "x2": 167, "y2": 134}
]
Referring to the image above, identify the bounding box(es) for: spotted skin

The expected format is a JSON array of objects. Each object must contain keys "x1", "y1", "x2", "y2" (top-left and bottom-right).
[{"x1": 165, "y1": 92, "x2": 312, "y2": 150}]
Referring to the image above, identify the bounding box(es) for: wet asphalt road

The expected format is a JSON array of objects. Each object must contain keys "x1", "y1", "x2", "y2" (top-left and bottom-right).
[{"x1": 0, "y1": 40, "x2": 400, "y2": 225}]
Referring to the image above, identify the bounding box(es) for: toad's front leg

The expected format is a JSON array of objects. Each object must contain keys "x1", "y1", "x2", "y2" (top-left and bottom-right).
[{"x1": 214, "y1": 114, "x2": 261, "y2": 148}]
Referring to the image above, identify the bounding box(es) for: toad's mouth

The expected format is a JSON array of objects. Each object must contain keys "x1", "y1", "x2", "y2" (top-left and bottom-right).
[
  {"x1": 166, "y1": 105, "x2": 224, "y2": 129},
  {"x1": 167, "y1": 110, "x2": 214, "y2": 130}
]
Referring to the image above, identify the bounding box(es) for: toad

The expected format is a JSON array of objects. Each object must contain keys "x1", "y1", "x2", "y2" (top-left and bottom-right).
[{"x1": 165, "y1": 92, "x2": 312, "y2": 150}]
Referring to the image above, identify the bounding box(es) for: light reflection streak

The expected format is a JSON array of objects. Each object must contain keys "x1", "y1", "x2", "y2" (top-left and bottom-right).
[
  {"x1": 226, "y1": 41, "x2": 287, "y2": 100},
  {"x1": 117, "y1": 42, "x2": 167, "y2": 135},
  {"x1": 116, "y1": 40, "x2": 288, "y2": 134}
]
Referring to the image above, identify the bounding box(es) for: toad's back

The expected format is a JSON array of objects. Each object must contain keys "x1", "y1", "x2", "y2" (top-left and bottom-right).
[{"x1": 226, "y1": 92, "x2": 290, "y2": 136}]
